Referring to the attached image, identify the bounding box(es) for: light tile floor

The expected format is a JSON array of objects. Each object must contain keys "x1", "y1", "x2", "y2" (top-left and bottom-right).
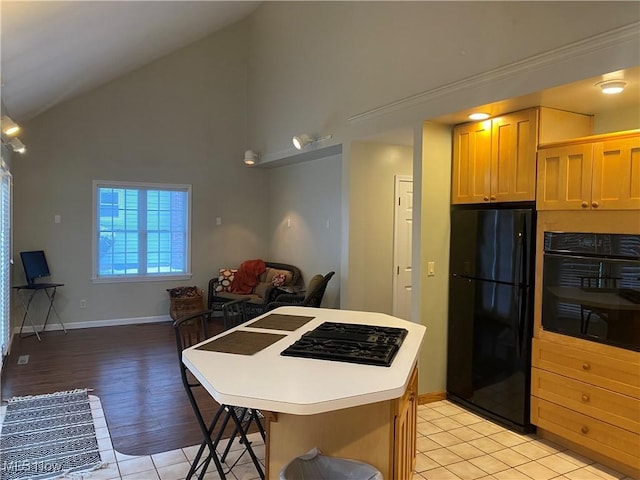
[
  {"x1": 1, "y1": 398, "x2": 633, "y2": 480},
  {"x1": 414, "y1": 401, "x2": 632, "y2": 480}
]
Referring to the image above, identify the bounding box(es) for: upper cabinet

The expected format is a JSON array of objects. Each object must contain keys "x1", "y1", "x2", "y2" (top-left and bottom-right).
[
  {"x1": 452, "y1": 107, "x2": 592, "y2": 204},
  {"x1": 537, "y1": 130, "x2": 640, "y2": 211}
]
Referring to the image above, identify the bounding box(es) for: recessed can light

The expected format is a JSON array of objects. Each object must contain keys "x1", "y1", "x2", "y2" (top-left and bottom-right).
[
  {"x1": 598, "y1": 81, "x2": 626, "y2": 95},
  {"x1": 468, "y1": 112, "x2": 490, "y2": 120}
]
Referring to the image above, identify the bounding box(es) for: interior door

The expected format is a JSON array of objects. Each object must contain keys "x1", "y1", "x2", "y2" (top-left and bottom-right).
[{"x1": 393, "y1": 175, "x2": 413, "y2": 320}]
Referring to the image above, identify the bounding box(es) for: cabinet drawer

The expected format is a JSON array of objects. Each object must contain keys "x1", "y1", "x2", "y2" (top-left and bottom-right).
[
  {"x1": 532, "y1": 368, "x2": 639, "y2": 433},
  {"x1": 531, "y1": 397, "x2": 640, "y2": 470},
  {"x1": 532, "y1": 338, "x2": 640, "y2": 398}
]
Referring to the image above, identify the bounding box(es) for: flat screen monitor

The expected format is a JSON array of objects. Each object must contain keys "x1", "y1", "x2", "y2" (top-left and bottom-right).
[{"x1": 20, "y1": 250, "x2": 51, "y2": 285}]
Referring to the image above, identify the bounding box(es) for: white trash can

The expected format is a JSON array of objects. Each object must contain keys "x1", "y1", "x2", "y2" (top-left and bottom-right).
[{"x1": 279, "y1": 448, "x2": 383, "y2": 480}]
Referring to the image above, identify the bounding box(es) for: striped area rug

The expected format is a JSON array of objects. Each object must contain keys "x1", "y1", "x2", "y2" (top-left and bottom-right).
[{"x1": 0, "y1": 389, "x2": 103, "y2": 480}]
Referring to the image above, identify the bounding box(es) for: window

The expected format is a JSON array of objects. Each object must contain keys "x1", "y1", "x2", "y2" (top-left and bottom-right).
[
  {"x1": 93, "y1": 181, "x2": 191, "y2": 282},
  {"x1": 1, "y1": 163, "x2": 11, "y2": 364}
]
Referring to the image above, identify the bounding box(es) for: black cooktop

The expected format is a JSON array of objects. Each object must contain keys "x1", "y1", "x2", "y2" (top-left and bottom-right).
[{"x1": 281, "y1": 322, "x2": 408, "y2": 367}]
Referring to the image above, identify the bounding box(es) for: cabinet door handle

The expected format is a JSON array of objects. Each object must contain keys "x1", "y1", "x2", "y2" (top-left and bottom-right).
[
  {"x1": 591, "y1": 201, "x2": 599, "y2": 208},
  {"x1": 484, "y1": 196, "x2": 489, "y2": 202},
  {"x1": 581, "y1": 201, "x2": 589, "y2": 208},
  {"x1": 582, "y1": 362, "x2": 591, "y2": 371},
  {"x1": 490, "y1": 195, "x2": 496, "y2": 201},
  {"x1": 581, "y1": 426, "x2": 589, "y2": 434},
  {"x1": 581, "y1": 394, "x2": 590, "y2": 403}
]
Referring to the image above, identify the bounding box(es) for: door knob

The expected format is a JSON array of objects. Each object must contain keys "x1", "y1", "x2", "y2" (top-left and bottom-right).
[
  {"x1": 592, "y1": 201, "x2": 599, "y2": 208},
  {"x1": 581, "y1": 201, "x2": 589, "y2": 208},
  {"x1": 581, "y1": 426, "x2": 589, "y2": 434},
  {"x1": 484, "y1": 196, "x2": 489, "y2": 202},
  {"x1": 582, "y1": 362, "x2": 591, "y2": 371},
  {"x1": 581, "y1": 394, "x2": 590, "y2": 403},
  {"x1": 490, "y1": 195, "x2": 496, "y2": 201}
]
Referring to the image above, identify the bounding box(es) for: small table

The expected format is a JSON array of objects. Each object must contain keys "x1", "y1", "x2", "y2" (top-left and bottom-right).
[{"x1": 13, "y1": 283, "x2": 66, "y2": 341}]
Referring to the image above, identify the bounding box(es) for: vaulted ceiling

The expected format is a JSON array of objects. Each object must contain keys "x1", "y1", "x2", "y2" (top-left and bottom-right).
[
  {"x1": 1, "y1": 1, "x2": 260, "y2": 122},
  {"x1": 1, "y1": 1, "x2": 638, "y2": 133}
]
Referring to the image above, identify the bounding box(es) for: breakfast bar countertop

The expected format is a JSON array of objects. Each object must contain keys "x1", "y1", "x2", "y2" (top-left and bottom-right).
[{"x1": 182, "y1": 306, "x2": 426, "y2": 415}]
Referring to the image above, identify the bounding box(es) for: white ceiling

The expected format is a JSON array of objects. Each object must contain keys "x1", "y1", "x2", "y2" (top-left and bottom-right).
[
  {"x1": 1, "y1": 1, "x2": 260, "y2": 122},
  {"x1": 1, "y1": 1, "x2": 638, "y2": 137}
]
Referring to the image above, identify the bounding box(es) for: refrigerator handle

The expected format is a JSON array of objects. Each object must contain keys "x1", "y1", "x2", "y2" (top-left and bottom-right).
[
  {"x1": 516, "y1": 289, "x2": 523, "y2": 357},
  {"x1": 514, "y1": 215, "x2": 525, "y2": 287},
  {"x1": 515, "y1": 213, "x2": 529, "y2": 358}
]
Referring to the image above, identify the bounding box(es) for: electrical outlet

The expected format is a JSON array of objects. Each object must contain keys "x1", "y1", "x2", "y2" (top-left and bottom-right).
[
  {"x1": 80, "y1": 299, "x2": 87, "y2": 309},
  {"x1": 17, "y1": 355, "x2": 29, "y2": 365}
]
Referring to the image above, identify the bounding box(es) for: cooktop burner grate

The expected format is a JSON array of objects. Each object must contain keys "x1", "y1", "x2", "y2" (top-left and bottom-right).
[{"x1": 281, "y1": 322, "x2": 408, "y2": 367}]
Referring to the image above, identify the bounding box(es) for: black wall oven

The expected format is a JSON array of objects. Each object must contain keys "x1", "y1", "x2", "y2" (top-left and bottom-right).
[{"x1": 542, "y1": 232, "x2": 640, "y2": 352}]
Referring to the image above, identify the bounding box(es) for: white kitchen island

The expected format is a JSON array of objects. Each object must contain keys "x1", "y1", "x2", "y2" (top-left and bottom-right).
[{"x1": 182, "y1": 306, "x2": 426, "y2": 479}]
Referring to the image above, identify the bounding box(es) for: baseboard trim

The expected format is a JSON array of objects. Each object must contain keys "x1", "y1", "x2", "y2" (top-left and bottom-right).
[
  {"x1": 418, "y1": 391, "x2": 446, "y2": 405},
  {"x1": 12, "y1": 315, "x2": 172, "y2": 336}
]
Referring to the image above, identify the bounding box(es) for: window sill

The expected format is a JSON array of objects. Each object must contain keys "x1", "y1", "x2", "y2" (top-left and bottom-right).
[{"x1": 91, "y1": 273, "x2": 192, "y2": 284}]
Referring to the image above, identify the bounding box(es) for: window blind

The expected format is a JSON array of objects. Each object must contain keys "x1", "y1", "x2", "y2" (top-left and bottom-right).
[{"x1": 0, "y1": 167, "x2": 11, "y2": 364}]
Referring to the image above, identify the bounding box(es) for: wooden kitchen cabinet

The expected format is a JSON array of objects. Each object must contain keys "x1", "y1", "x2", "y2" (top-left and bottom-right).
[
  {"x1": 531, "y1": 211, "x2": 640, "y2": 478},
  {"x1": 393, "y1": 366, "x2": 418, "y2": 479},
  {"x1": 452, "y1": 107, "x2": 592, "y2": 204},
  {"x1": 537, "y1": 130, "x2": 640, "y2": 210},
  {"x1": 451, "y1": 118, "x2": 492, "y2": 204},
  {"x1": 267, "y1": 365, "x2": 419, "y2": 480},
  {"x1": 531, "y1": 336, "x2": 640, "y2": 476}
]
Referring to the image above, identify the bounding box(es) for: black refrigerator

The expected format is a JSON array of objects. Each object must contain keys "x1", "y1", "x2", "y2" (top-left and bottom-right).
[{"x1": 447, "y1": 204, "x2": 535, "y2": 432}]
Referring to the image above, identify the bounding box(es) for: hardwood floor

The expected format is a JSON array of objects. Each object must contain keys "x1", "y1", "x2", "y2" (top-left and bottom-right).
[{"x1": 1, "y1": 319, "x2": 229, "y2": 456}]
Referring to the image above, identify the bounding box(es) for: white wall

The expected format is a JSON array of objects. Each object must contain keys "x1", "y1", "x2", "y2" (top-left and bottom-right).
[
  {"x1": 267, "y1": 155, "x2": 342, "y2": 308},
  {"x1": 247, "y1": 2, "x2": 639, "y2": 156},
  {"x1": 418, "y1": 122, "x2": 453, "y2": 394},
  {"x1": 348, "y1": 142, "x2": 413, "y2": 313},
  {"x1": 12, "y1": 20, "x2": 270, "y2": 326},
  {"x1": 593, "y1": 105, "x2": 640, "y2": 134}
]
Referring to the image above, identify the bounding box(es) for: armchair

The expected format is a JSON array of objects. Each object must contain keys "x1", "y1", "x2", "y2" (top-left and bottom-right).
[{"x1": 266, "y1": 271, "x2": 335, "y2": 311}]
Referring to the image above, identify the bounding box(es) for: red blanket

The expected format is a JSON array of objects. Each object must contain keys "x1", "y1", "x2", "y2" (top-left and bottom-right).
[{"x1": 230, "y1": 259, "x2": 266, "y2": 294}]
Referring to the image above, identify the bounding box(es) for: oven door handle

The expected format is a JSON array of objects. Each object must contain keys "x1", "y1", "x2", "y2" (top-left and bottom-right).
[{"x1": 544, "y1": 252, "x2": 640, "y2": 264}]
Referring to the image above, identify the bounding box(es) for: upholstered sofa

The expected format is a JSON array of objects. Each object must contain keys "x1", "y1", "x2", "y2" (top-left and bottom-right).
[{"x1": 207, "y1": 261, "x2": 304, "y2": 316}]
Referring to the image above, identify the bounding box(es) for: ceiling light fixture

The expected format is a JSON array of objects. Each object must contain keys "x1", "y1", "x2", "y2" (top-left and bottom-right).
[
  {"x1": 243, "y1": 150, "x2": 259, "y2": 166},
  {"x1": 1, "y1": 115, "x2": 20, "y2": 136},
  {"x1": 468, "y1": 112, "x2": 490, "y2": 121},
  {"x1": 292, "y1": 133, "x2": 333, "y2": 151},
  {"x1": 9, "y1": 137, "x2": 26, "y2": 154},
  {"x1": 598, "y1": 81, "x2": 626, "y2": 95}
]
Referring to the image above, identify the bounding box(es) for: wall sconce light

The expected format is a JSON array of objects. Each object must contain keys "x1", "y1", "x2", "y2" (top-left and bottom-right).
[
  {"x1": 243, "y1": 150, "x2": 259, "y2": 165},
  {"x1": 1, "y1": 115, "x2": 20, "y2": 136},
  {"x1": 8, "y1": 137, "x2": 26, "y2": 154},
  {"x1": 292, "y1": 134, "x2": 313, "y2": 150},
  {"x1": 598, "y1": 81, "x2": 626, "y2": 95},
  {"x1": 292, "y1": 133, "x2": 333, "y2": 150}
]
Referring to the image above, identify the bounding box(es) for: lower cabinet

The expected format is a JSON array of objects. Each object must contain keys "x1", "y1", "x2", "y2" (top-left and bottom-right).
[
  {"x1": 266, "y1": 366, "x2": 418, "y2": 479},
  {"x1": 531, "y1": 337, "x2": 640, "y2": 476},
  {"x1": 393, "y1": 366, "x2": 418, "y2": 479}
]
